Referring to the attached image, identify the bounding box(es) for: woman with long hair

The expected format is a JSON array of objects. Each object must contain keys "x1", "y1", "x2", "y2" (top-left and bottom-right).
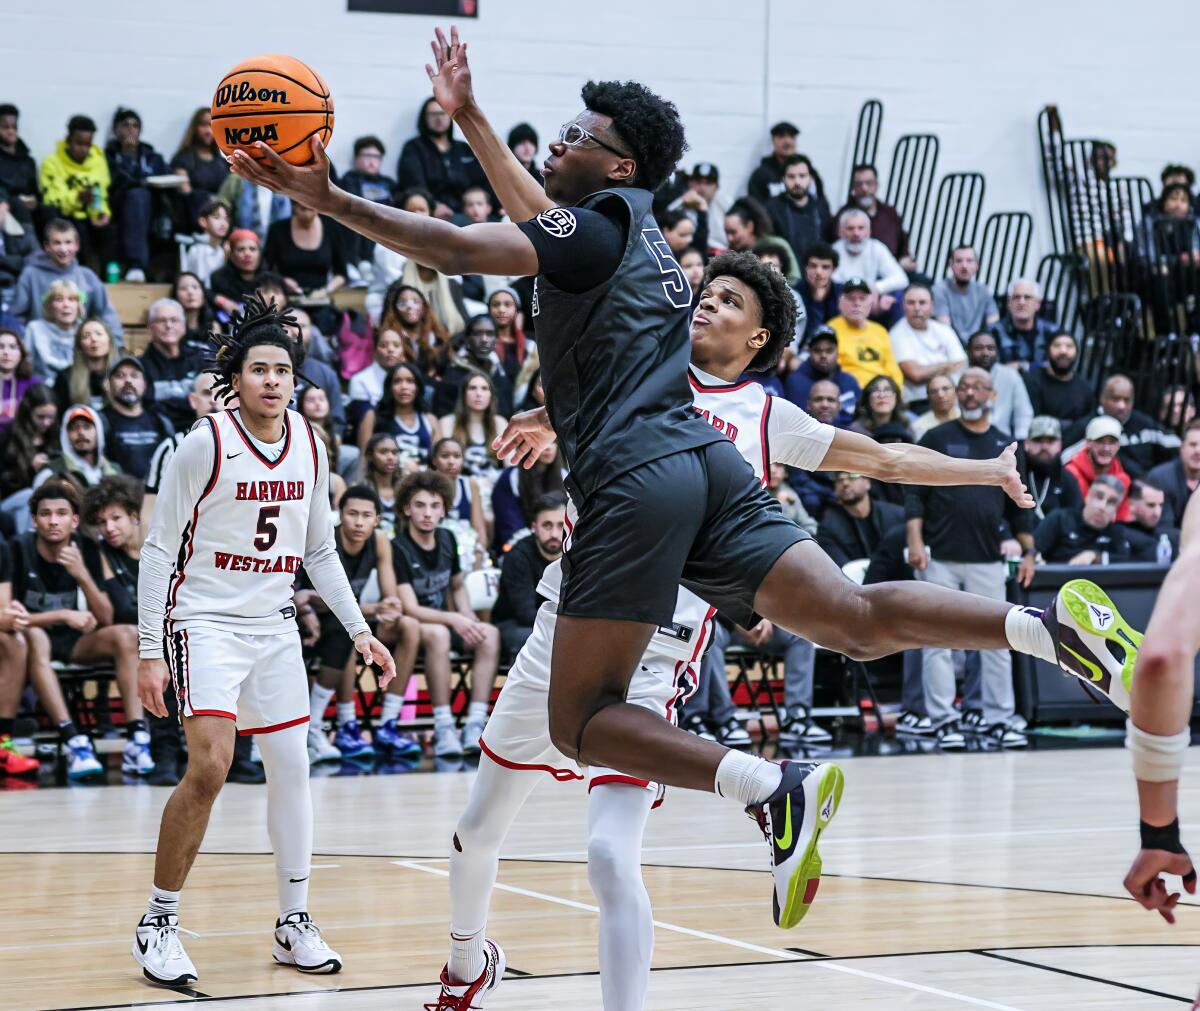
[
  {"x1": 170, "y1": 106, "x2": 229, "y2": 205},
  {"x1": 486, "y1": 287, "x2": 527, "y2": 373},
  {"x1": 25, "y1": 279, "x2": 84, "y2": 378},
  {"x1": 172, "y1": 271, "x2": 216, "y2": 354},
  {"x1": 378, "y1": 281, "x2": 450, "y2": 379},
  {"x1": 358, "y1": 362, "x2": 440, "y2": 467},
  {"x1": 431, "y1": 436, "x2": 489, "y2": 548},
  {"x1": 513, "y1": 346, "x2": 543, "y2": 412},
  {"x1": 0, "y1": 329, "x2": 41, "y2": 436},
  {"x1": 851, "y1": 375, "x2": 912, "y2": 438},
  {"x1": 53, "y1": 318, "x2": 118, "y2": 412},
  {"x1": 299, "y1": 384, "x2": 359, "y2": 482},
  {"x1": 0, "y1": 385, "x2": 59, "y2": 500},
  {"x1": 399, "y1": 256, "x2": 467, "y2": 339},
  {"x1": 358, "y1": 432, "x2": 401, "y2": 536},
  {"x1": 438, "y1": 370, "x2": 507, "y2": 485}
]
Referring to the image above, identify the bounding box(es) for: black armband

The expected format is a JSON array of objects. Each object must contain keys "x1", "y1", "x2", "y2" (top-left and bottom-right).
[{"x1": 1140, "y1": 818, "x2": 1185, "y2": 853}]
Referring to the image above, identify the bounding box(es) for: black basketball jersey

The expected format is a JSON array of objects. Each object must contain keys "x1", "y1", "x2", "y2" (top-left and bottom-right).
[
  {"x1": 337, "y1": 533, "x2": 378, "y2": 599},
  {"x1": 524, "y1": 188, "x2": 722, "y2": 501}
]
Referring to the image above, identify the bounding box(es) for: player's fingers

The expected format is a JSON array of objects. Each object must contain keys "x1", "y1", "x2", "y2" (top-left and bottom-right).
[
  {"x1": 434, "y1": 26, "x2": 448, "y2": 61},
  {"x1": 450, "y1": 24, "x2": 460, "y2": 49},
  {"x1": 253, "y1": 140, "x2": 293, "y2": 173},
  {"x1": 1184, "y1": 865, "x2": 1197, "y2": 893}
]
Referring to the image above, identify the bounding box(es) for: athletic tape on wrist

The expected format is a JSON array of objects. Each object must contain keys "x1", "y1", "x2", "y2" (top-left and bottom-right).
[
  {"x1": 1126, "y1": 719, "x2": 1190, "y2": 783},
  {"x1": 1140, "y1": 818, "x2": 1186, "y2": 853}
]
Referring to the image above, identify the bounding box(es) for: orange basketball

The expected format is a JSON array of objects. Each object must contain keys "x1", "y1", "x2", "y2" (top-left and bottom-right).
[{"x1": 211, "y1": 54, "x2": 333, "y2": 165}]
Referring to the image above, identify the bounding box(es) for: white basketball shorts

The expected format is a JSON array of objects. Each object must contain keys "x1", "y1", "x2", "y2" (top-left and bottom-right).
[
  {"x1": 165, "y1": 625, "x2": 310, "y2": 735},
  {"x1": 479, "y1": 602, "x2": 699, "y2": 798}
]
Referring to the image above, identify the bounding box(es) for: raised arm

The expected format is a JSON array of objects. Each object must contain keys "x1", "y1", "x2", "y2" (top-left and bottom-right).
[
  {"x1": 230, "y1": 142, "x2": 539, "y2": 278},
  {"x1": 426, "y1": 26, "x2": 555, "y2": 222}
]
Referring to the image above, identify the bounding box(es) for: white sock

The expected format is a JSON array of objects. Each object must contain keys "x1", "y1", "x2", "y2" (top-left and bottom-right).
[
  {"x1": 433, "y1": 704, "x2": 454, "y2": 728},
  {"x1": 148, "y1": 884, "x2": 180, "y2": 918},
  {"x1": 257, "y1": 724, "x2": 314, "y2": 919},
  {"x1": 336, "y1": 701, "x2": 357, "y2": 727},
  {"x1": 1005, "y1": 606, "x2": 1056, "y2": 664},
  {"x1": 310, "y1": 684, "x2": 334, "y2": 726},
  {"x1": 715, "y1": 750, "x2": 783, "y2": 807},
  {"x1": 467, "y1": 701, "x2": 489, "y2": 723},
  {"x1": 449, "y1": 930, "x2": 486, "y2": 986},
  {"x1": 380, "y1": 692, "x2": 403, "y2": 723}
]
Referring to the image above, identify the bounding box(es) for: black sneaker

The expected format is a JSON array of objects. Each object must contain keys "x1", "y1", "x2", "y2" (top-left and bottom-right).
[
  {"x1": 713, "y1": 717, "x2": 751, "y2": 748},
  {"x1": 935, "y1": 722, "x2": 966, "y2": 750},
  {"x1": 895, "y1": 711, "x2": 934, "y2": 736},
  {"x1": 987, "y1": 723, "x2": 1028, "y2": 749},
  {"x1": 681, "y1": 713, "x2": 716, "y2": 742},
  {"x1": 960, "y1": 709, "x2": 986, "y2": 734}
]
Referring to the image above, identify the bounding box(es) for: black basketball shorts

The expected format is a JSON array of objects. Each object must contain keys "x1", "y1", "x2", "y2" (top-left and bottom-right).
[{"x1": 558, "y1": 439, "x2": 809, "y2": 628}]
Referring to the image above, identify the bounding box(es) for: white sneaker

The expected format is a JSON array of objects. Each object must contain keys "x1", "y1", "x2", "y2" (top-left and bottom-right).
[
  {"x1": 133, "y1": 913, "x2": 198, "y2": 985},
  {"x1": 66, "y1": 734, "x2": 104, "y2": 780},
  {"x1": 124, "y1": 267, "x2": 146, "y2": 283},
  {"x1": 273, "y1": 912, "x2": 342, "y2": 973},
  {"x1": 431, "y1": 938, "x2": 506, "y2": 1008},
  {"x1": 122, "y1": 730, "x2": 156, "y2": 775},
  {"x1": 307, "y1": 726, "x2": 342, "y2": 765},
  {"x1": 461, "y1": 718, "x2": 486, "y2": 755},
  {"x1": 434, "y1": 724, "x2": 464, "y2": 758}
]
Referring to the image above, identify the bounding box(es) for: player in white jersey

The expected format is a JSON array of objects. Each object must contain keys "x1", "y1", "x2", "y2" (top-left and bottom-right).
[{"x1": 131, "y1": 296, "x2": 397, "y2": 987}]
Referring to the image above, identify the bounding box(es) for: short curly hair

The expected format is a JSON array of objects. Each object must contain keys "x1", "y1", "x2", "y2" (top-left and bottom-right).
[
  {"x1": 581, "y1": 80, "x2": 687, "y2": 192},
  {"x1": 83, "y1": 474, "x2": 144, "y2": 527},
  {"x1": 702, "y1": 251, "x2": 796, "y2": 373}
]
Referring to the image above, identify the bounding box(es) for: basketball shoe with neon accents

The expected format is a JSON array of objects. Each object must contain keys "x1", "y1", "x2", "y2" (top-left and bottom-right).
[
  {"x1": 425, "y1": 938, "x2": 505, "y2": 1010},
  {"x1": 748, "y1": 760, "x2": 844, "y2": 929},
  {"x1": 1042, "y1": 578, "x2": 1143, "y2": 713}
]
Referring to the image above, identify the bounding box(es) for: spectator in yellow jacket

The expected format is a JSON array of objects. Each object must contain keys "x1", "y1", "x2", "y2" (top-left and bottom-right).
[
  {"x1": 829, "y1": 276, "x2": 904, "y2": 390},
  {"x1": 39, "y1": 115, "x2": 114, "y2": 272}
]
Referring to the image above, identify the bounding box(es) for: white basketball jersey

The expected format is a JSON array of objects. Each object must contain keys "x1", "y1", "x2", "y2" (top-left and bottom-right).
[
  {"x1": 165, "y1": 408, "x2": 318, "y2": 634},
  {"x1": 539, "y1": 368, "x2": 772, "y2": 662}
]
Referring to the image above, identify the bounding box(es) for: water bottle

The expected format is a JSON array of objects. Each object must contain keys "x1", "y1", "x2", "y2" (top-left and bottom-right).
[
  {"x1": 1156, "y1": 533, "x2": 1173, "y2": 565},
  {"x1": 105, "y1": 262, "x2": 121, "y2": 284}
]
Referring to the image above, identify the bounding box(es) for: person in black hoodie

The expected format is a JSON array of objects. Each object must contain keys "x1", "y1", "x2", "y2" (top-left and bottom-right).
[
  {"x1": 507, "y1": 122, "x2": 543, "y2": 187},
  {"x1": 748, "y1": 121, "x2": 800, "y2": 203},
  {"x1": 137, "y1": 298, "x2": 206, "y2": 430},
  {"x1": 105, "y1": 108, "x2": 168, "y2": 280},
  {"x1": 1024, "y1": 415, "x2": 1082, "y2": 522},
  {"x1": 816, "y1": 472, "x2": 905, "y2": 568},
  {"x1": 0, "y1": 187, "x2": 36, "y2": 297},
  {"x1": 767, "y1": 155, "x2": 830, "y2": 263},
  {"x1": 339, "y1": 136, "x2": 397, "y2": 269},
  {"x1": 396, "y1": 97, "x2": 490, "y2": 218},
  {"x1": 492, "y1": 493, "x2": 565, "y2": 656},
  {"x1": 0, "y1": 105, "x2": 38, "y2": 224}
]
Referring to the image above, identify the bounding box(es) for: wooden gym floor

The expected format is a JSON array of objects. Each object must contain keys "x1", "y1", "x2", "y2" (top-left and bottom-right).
[{"x1": 2, "y1": 746, "x2": 1198, "y2": 1010}]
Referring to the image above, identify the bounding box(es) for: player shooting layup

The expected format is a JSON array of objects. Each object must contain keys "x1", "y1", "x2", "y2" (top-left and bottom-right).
[
  {"x1": 232, "y1": 24, "x2": 1143, "y2": 993},
  {"x1": 131, "y1": 297, "x2": 397, "y2": 986}
]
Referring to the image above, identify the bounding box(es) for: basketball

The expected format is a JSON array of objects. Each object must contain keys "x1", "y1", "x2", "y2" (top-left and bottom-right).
[{"x1": 210, "y1": 54, "x2": 333, "y2": 165}]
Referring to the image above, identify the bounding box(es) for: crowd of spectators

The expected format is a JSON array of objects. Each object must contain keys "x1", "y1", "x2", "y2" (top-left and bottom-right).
[{"x1": 0, "y1": 96, "x2": 1196, "y2": 783}]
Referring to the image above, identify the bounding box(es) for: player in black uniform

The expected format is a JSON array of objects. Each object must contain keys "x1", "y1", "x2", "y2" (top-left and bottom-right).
[{"x1": 231, "y1": 24, "x2": 1142, "y2": 960}]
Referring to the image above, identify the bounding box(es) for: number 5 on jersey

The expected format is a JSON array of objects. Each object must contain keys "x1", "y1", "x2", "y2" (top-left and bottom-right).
[
  {"x1": 641, "y1": 228, "x2": 691, "y2": 309},
  {"x1": 255, "y1": 505, "x2": 281, "y2": 551}
]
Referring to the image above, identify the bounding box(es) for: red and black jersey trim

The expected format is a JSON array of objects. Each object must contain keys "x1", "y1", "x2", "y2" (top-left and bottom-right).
[
  {"x1": 226, "y1": 408, "x2": 293, "y2": 469},
  {"x1": 759, "y1": 395, "x2": 773, "y2": 485},
  {"x1": 166, "y1": 417, "x2": 221, "y2": 620},
  {"x1": 299, "y1": 414, "x2": 320, "y2": 484},
  {"x1": 688, "y1": 369, "x2": 758, "y2": 394}
]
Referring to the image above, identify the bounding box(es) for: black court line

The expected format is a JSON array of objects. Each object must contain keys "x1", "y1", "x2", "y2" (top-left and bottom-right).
[
  {"x1": 786, "y1": 946, "x2": 829, "y2": 957},
  {"x1": 505, "y1": 966, "x2": 532, "y2": 977},
  {"x1": 973, "y1": 949, "x2": 1194, "y2": 1003}
]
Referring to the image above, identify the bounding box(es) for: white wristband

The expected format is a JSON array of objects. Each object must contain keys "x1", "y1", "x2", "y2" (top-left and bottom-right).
[{"x1": 1126, "y1": 719, "x2": 1190, "y2": 783}]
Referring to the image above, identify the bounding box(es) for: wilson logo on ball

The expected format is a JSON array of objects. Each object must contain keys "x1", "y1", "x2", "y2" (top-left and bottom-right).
[
  {"x1": 214, "y1": 81, "x2": 291, "y2": 108},
  {"x1": 224, "y1": 124, "x2": 280, "y2": 146}
]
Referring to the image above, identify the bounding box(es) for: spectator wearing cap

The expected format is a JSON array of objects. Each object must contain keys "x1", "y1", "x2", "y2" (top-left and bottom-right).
[
  {"x1": 888, "y1": 282, "x2": 966, "y2": 409},
  {"x1": 1034, "y1": 475, "x2": 1131, "y2": 565},
  {"x1": 784, "y1": 326, "x2": 858, "y2": 425},
  {"x1": 105, "y1": 108, "x2": 168, "y2": 282},
  {"x1": 507, "y1": 123, "x2": 542, "y2": 187},
  {"x1": 1121, "y1": 479, "x2": 1179, "y2": 562},
  {"x1": 34, "y1": 404, "x2": 122, "y2": 492},
  {"x1": 0, "y1": 104, "x2": 38, "y2": 224},
  {"x1": 668, "y1": 162, "x2": 729, "y2": 252},
  {"x1": 748, "y1": 121, "x2": 802, "y2": 203},
  {"x1": 828, "y1": 164, "x2": 912, "y2": 269},
  {"x1": 1024, "y1": 415, "x2": 1082, "y2": 522},
  {"x1": 39, "y1": 115, "x2": 115, "y2": 272},
  {"x1": 1065, "y1": 415, "x2": 1132, "y2": 521},
  {"x1": 828, "y1": 277, "x2": 903, "y2": 391},
  {"x1": 932, "y1": 246, "x2": 999, "y2": 342},
  {"x1": 1022, "y1": 332, "x2": 1095, "y2": 426},
  {"x1": 832, "y1": 209, "x2": 907, "y2": 323},
  {"x1": 794, "y1": 242, "x2": 842, "y2": 339},
  {"x1": 100, "y1": 356, "x2": 174, "y2": 480},
  {"x1": 0, "y1": 185, "x2": 36, "y2": 299},
  {"x1": 138, "y1": 298, "x2": 207, "y2": 431},
  {"x1": 340, "y1": 136, "x2": 397, "y2": 272},
  {"x1": 989, "y1": 278, "x2": 1055, "y2": 367},
  {"x1": 766, "y1": 155, "x2": 830, "y2": 264},
  {"x1": 965, "y1": 331, "x2": 1032, "y2": 440},
  {"x1": 1061, "y1": 374, "x2": 1180, "y2": 478},
  {"x1": 906, "y1": 366, "x2": 1034, "y2": 748},
  {"x1": 1146, "y1": 418, "x2": 1200, "y2": 528}
]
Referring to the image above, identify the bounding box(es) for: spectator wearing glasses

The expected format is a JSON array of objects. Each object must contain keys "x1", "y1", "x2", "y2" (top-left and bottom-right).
[
  {"x1": 990, "y1": 278, "x2": 1055, "y2": 367},
  {"x1": 828, "y1": 163, "x2": 913, "y2": 270},
  {"x1": 816, "y1": 471, "x2": 905, "y2": 569},
  {"x1": 965, "y1": 331, "x2": 1033, "y2": 440},
  {"x1": 932, "y1": 246, "x2": 1000, "y2": 342},
  {"x1": 137, "y1": 298, "x2": 206, "y2": 431},
  {"x1": 397, "y1": 97, "x2": 489, "y2": 219},
  {"x1": 1034, "y1": 475, "x2": 1131, "y2": 565}
]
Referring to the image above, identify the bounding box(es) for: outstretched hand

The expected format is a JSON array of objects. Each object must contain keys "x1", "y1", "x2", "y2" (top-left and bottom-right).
[
  {"x1": 228, "y1": 137, "x2": 337, "y2": 214},
  {"x1": 493, "y1": 407, "x2": 556, "y2": 469},
  {"x1": 1124, "y1": 846, "x2": 1197, "y2": 923},
  {"x1": 425, "y1": 26, "x2": 476, "y2": 121},
  {"x1": 998, "y1": 442, "x2": 1034, "y2": 508}
]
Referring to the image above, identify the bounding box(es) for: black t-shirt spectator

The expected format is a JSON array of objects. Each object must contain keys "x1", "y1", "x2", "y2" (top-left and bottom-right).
[
  {"x1": 906, "y1": 421, "x2": 1033, "y2": 562},
  {"x1": 396, "y1": 136, "x2": 489, "y2": 214},
  {"x1": 52, "y1": 369, "x2": 106, "y2": 414},
  {"x1": 170, "y1": 148, "x2": 229, "y2": 198},
  {"x1": 98, "y1": 541, "x2": 139, "y2": 625},
  {"x1": 208, "y1": 264, "x2": 265, "y2": 309},
  {"x1": 101, "y1": 406, "x2": 175, "y2": 481},
  {"x1": 1028, "y1": 458, "x2": 1083, "y2": 523},
  {"x1": 816, "y1": 499, "x2": 905, "y2": 569},
  {"x1": 10, "y1": 532, "x2": 103, "y2": 617},
  {"x1": 263, "y1": 218, "x2": 347, "y2": 294},
  {"x1": 139, "y1": 345, "x2": 206, "y2": 432},
  {"x1": 1034, "y1": 507, "x2": 1131, "y2": 563},
  {"x1": 392, "y1": 527, "x2": 459, "y2": 610},
  {"x1": 491, "y1": 535, "x2": 552, "y2": 627},
  {"x1": 1022, "y1": 369, "x2": 1096, "y2": 426}
]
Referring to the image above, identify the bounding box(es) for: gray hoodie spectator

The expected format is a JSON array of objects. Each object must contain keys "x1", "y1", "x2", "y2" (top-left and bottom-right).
[
  {"x1": 10, "y1": 249, "x2": 123, "y2": 340},
  {"x1": 33, "y1": 403, "x2": 121, "y2": 490}
]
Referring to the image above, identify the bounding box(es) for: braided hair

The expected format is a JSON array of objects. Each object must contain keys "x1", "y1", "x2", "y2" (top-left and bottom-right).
[{"x1": 206, "y1": 293, "x2": 311, "y2": 404}]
